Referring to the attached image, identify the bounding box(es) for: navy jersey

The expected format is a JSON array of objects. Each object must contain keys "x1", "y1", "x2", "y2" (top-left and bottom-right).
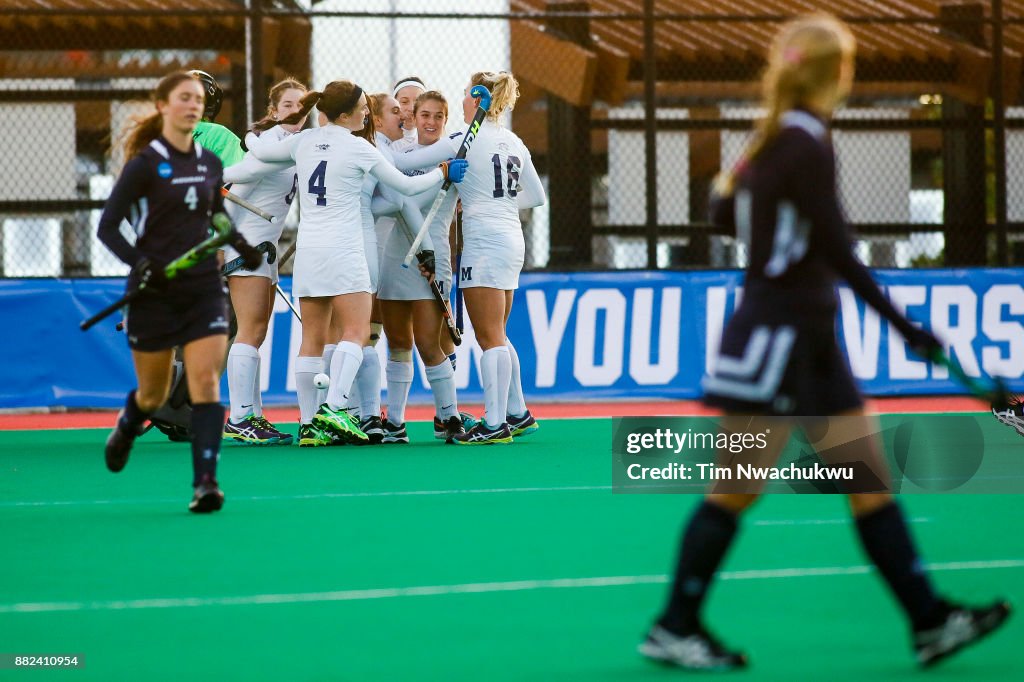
[
  {"x1": 98, "y1": 136, "x2": 226, "y2": 293},
  {"x1": 712, "y1": 110, "x2": 916, "y2": 339}
]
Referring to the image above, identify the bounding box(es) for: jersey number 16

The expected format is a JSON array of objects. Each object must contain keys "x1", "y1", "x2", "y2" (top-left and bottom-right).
[{"x1": 491, "y1": 154, "x2": 521, "y2": 198}]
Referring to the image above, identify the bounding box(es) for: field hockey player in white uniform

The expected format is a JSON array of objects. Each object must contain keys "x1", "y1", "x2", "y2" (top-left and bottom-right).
[
  {"x1": 395, "y1": 71, "x2": 545, "y2": 445},
  {"x1": 391, "y1": 76, "x2": 426, "y2": 153},
  {"x1": 220, "y1": 78, "x2": 307, "y2": 446},
  {"x1": 316, "y1": 102, "x2": 387, "y2": 443},
  {"x1": 248, "y1": 80, "x2": 469, "y2": 446},
  {"x1": 377, "y1": 91, "x2": 466, "y2": 443}
]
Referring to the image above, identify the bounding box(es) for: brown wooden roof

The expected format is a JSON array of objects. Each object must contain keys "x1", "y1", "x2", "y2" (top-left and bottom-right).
[
  {"x1": 0, "y1": 1, "x2": 311, "y2": 82},
  {"x1": 510, "y1": 0, "x2": 1024, "y2": 106}
]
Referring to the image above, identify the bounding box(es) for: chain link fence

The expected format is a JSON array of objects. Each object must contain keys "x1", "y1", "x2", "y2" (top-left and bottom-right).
[{"x1": 1, "y1": 0, "x2": 1022, "y2": 276}]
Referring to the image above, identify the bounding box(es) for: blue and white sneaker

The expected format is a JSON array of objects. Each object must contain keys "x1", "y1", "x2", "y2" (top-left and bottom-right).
[
  {"x1": 223, "y1": 414, "x2": 288, "y2": 445},
  {"x1": 452, "y1": 421, "x2": 513, "y2": 445},
  {"x1": 507, "y1": 410, "x2": 539, "y2": 437}
]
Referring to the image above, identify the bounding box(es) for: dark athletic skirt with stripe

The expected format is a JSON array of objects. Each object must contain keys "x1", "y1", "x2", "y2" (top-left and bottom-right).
[{"x1": 702, "y1": 307, "x2": 863, "y2": 417}]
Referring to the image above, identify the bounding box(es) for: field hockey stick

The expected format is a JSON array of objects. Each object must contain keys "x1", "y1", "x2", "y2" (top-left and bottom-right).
[
  {"x1": 395, "y1": 213, "x2": 462, "y2": 345},
  {"x1": 402, "y1": 85, "x2": 491, "y2": 268},
  {"x1": 222, "y1": 240, "x2": 276, "y2": 276},
  {"x1": 454, "y1": 202, "x2": 464, "y2": 333},
  {"x1": 81, "y1": 214, "x2": 257, "y2": 331},
  {"x1": 274, "y1": 283, "x2": 302, "y2": 322},
  {"x1": 222, "y1": 187, "x2": 275, "y2": 222},
  {"x1": 277, "y1": 240, "x2": 296, "y2": 269},
  {"x1": 929, "y1": 346, "x2": 1011, "y2": 410}
]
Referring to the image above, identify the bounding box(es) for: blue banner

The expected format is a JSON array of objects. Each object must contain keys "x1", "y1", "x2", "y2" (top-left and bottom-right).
[{"x1": 3, "y1": 268, "x2": 1023, "y2": 409}]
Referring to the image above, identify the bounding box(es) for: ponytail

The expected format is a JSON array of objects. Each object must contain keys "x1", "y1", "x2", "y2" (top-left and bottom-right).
[{"x1": 279, "y1": 89, "x2": 322, "y2": 127}]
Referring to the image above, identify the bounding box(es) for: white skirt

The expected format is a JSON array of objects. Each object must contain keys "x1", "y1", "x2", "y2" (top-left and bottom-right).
[
  {"x1": 377, "y1": 219, "x2": 453, "y2": 301},
  {"x1": 222, "y1": 221, "x2": 283, "y2": 283},
  {"x1": 293, "y1": 246, "x2": 371, "y2": 298},
  {"x1": 458, "y1": 229, "x2": 524, "y2": 291}
]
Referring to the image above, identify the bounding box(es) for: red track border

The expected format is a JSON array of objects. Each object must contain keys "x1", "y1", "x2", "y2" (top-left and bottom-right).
[{"x1": 0, "y1": 396, "x2": 988, "y2": 431}]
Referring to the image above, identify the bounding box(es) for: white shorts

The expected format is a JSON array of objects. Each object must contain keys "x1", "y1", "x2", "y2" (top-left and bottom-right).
[
  {"x1": 458, "y1": 229, "x2": 524, "y2": 290},
  {"x1": 293, "y1": 246, "x2": 371, "y2": 298},
  {"x1": 377, "y1": 220, "x2": 453, "y2": 301},
  {"x1": 222, "y1": 222, "x2": 283, "y2": 283}
]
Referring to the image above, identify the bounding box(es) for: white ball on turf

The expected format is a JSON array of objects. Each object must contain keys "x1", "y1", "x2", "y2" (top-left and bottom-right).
[{"x1": 313, "y1": 373, "x2": 330, "y2": 390}]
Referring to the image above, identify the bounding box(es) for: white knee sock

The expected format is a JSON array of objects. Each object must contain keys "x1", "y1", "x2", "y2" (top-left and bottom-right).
[
  {"x1": 295, "y1": 356, "x2": 322, "y2": 425},
  {"x1": 506, "y1": 341, "x2": 527, "y2": 418},
  {"x1": 346, "y1": 379, "x2": 362, "y2": 419},
  {"x1": 326, "y1": 341, "x2": 363, "y2": 411},
  {"x1": 386, "y1": 352, "x2": 414, "y2": 425},
  {"x1": 227, "y1": 343, "x2": 260, "y2": 422},
  {"x1": 318, "y1": 344, "x2": 336, "y2": 407},
  {"x1": 252, "y1": 353, "x2": 264, "y2": 418},
  {"x1": 425, "y1": 360, "x2": 458, "y2": 421},
  {"x1": 481, "y1": 346, "x2": 512, "y2": 429},
  {"x1": 358, "y1": 345, "x2": 382, "y2": 418}
]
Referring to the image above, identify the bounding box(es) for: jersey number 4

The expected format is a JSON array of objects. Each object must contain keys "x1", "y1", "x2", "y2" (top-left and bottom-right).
[
  {"x1": 491, "y1": 154, "x2": 521, "y2": 198},
  {"x1": 308, "y1": 160, "x2": 327, "y2": 206},
  {"x1": 183, "y1": 186, "x2": 198, "y2": 211}
]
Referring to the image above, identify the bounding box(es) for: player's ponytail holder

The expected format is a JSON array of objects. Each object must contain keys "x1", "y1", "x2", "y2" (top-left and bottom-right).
[{"x1": 783, "y1": 47, "x2": 804, "y2": 65}]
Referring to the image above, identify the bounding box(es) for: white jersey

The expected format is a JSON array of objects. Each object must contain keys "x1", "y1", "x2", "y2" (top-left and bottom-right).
[
  {"x1": 392, "y1": 121, "x2": 545, "y2": 239},
  {"x1": 223, "y1": 126, "x2": 297, "y2": 235},
  {"x1": 247, "y1": 125, "x2": 445, "y2": 251}
]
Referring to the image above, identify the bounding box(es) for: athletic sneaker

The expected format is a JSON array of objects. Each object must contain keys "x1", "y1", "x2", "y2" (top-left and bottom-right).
[
  {"x1": 189, "y1": 474, "x2": 224, "y2": 514},
  {"x1": 433, "y1": 415, "x2": 466, "y2": 443},
  {"x1": 460, "y1": 411, "x2": 479, "y2": 431},
  {"x1": 313, "y1": 404, "x2": 368, "y2": 444},
  {"x1": 638, "y1": 625, "x2": 748, "y2": 671},
  {"x1": 223, "y1": 415, "x2": 285, "y2": 445},
  {"x1": 252, "y1": 416, "x2": 293, "y2": 445},
  {"x1": 358, "y1": 415, "x2": 386, "y2": 445},
  {"x1": 452, "y1": 421, "x2": 513, "y2": 445},
  {"x1": 381, "y1": 418, "x2": 409, "y2": 444},
  {"x1": 914, "y1": 600, "x2": 1012, "y2": 667},
  {"x1": 298, "y1": 423, "x2": 334, "y2": 447},
  {"x1": 105, "y1": 410, "x2": 142, "y2": 473},
  {"x1": 992, "y1": 397, "x2": 1024, "y2": 437},
  {"x1": 507, "y1": 410, "x2": 539, "y2": 437}
]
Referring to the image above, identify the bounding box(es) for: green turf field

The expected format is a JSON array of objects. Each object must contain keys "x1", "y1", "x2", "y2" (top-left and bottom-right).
[{"x1": 1, "y1": 417, "x2": 1021, "y2": 681}]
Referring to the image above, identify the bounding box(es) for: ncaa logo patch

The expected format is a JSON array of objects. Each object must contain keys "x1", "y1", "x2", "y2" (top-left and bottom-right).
[{"x1": 157, "y1": 162, "x2": 173, "y2": 178}]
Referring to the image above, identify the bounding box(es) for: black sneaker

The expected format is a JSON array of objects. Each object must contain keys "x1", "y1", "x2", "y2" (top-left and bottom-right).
[
  {"x1": 507, "y1": 410, "x2": 539, "y2": 437},
  {"x1": 914, "y1": 600, "x2": 1012, "y2": 667},
  {"x1": 432, "y1": 415, "x2": 465, "y2": 443},
  {"x1": 189, "y1": 474, "x2": 224, "y2": 514},
  {"x1": 105, "y1": 410, "x2": 141, "y2": 473},
  {"x1": 358, "y1": 415, "x2": 385, "y2": 445},
  {"x1": 992, "y1": 397, "x2": 1024, "y2": 437},
  {"x1": 381, "y1": 418, "x2": 409, "y2": 444},
  {"x1": 638, "y1": 625, "x2": 748, "y2": 671},
  {"x1": 452, "y1": 421, "x2": 513, "y2": 445},
  {"x1": 252, "y1": 416, "x2": 294, "y2": 445}
]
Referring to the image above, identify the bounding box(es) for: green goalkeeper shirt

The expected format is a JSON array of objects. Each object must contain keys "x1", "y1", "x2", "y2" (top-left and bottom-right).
[{"x1": 193, "y1": 121, "x2": 245, "y2": 167}]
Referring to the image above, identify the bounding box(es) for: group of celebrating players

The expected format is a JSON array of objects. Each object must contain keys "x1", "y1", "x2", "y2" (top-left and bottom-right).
[{"x1": 97, "y1": 66, "x2": 545, "y2": 513}]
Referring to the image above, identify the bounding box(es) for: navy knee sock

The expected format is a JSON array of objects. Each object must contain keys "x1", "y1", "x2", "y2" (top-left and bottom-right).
[
  {"x1": 190, "y1": 403, "x2": 225, "y2": 486},
  {"x1": 119, "y1": 389, "x2": 150, "y2": 435},
  {"x1": 658, "y1": 501, "x2": 739, "y2": 634},
  {"x1": 855, "y1": 501, "x2": 943, "y2": 629}
]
